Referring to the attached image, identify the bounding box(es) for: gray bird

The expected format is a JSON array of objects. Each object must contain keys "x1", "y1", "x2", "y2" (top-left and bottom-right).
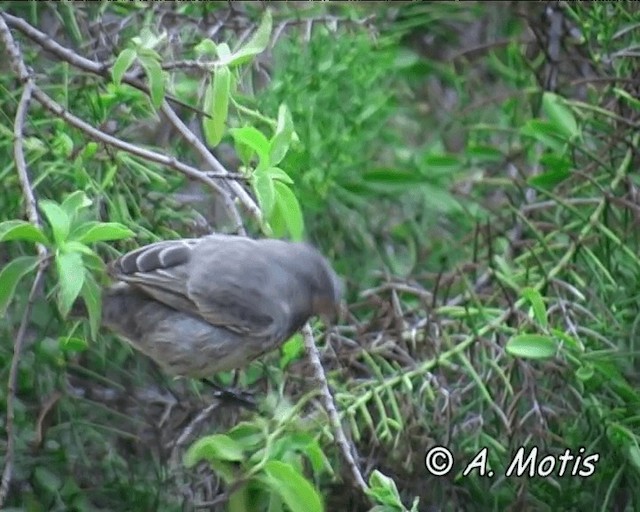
[{"x1": 101, "y1": 234, "x2": 342, "y2": 378}]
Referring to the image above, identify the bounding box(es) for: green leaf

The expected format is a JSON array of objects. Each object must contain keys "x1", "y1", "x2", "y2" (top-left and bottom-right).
[
  {"x1": 139, "y1": 55, "x2": 165, "y2": 108},
  {"x1": 466, "y1": 145, "x2": 504, "y2": 162},
  {"x1": 542, "y1": 92, "x2": 580, "y2": 141},
  {"x1": 271, "y1": 181, "x2": 304, "y2": 241},
  {"x1": 83, "y1": 142, "x2": 99, "y2": 160},
  {"x1": 111, "y1": 48, "x2": 137, "y2": 86},
  {"x1": 194, "y1": 39, "x2": 217, "y2": 57},
  {"x1": 252, "y1": 171, "x2": 275, "y2": 217},
  {"x1": 575, "y1": 364, "x2": 594, "y2": 382},
  {"x1": 202, "y1": 66, "x2": 231, "y2": 147},
  {"x1": 227, "y1": 422, "x2": 265, "y2": 451},
  {"x1": 80, "y1": 251, "x2": 107, "y2": 274},
  {"x1": 421, "y1": 153, "x2": 462, "y2": 174},
  {"x1": 367, "y1": 470, "x2": 403, "y2": 507},
  {"x1": 521, "y1": 287, "x2": 548, "y2": 329},
  {"x1": 614, "y1": 88, "x2": 640, "y2": 110},
  {"x1": 184, "y1": 434, "x2": 245, "y2": 468},
  {"x1": 223, "y1": 10, "x2": 272, "y2": 67},
  {"x1": 0, "y1": 256, "x2": 39, "y2": 315},
  {"x1": 40, "y1": 200, "x2": 71, "y2": 245},
  {"x1": 269, "y1": 104, "x2": 294, "y2": 166},
  {"x1": 56, "y1": 252, "x2": 85, "y2": 318},
  {"x1": 267, "y1": 167, "x2": 294, "y2": 185},
  {"x1": 61, "y1": 191, "x2": 92, "y2": 219},
  {"x1": 34, "y1": 466, "x2": 63, "y2": 494},
  {"x1": 260, "y1": 460, "x2": 323, "y2": 512},
  {"x1": 0, "y1": 220, "x2": 49, "y2": 244},
  {"x1": 230, "y1": 126, "x2": 270, "y2": 166},
  {"x1": 280, "y1": 333, "x2": 304, "y2": 368},
  {"x1": 80, "y1": 274, "x2": 102, "y2": 339},
  {"x1": 215, "y1": 42, "x2": 232, "y2": 61},
  {"x1": 527, "y1": 168, "x2": 571, "y2": 190},
  {"x1": 59, "y1": 335, "x2": 89, "y2": 353},
  {"x1": 506, "y1": 334, "x2": 557, "y2": 360},
  {"x1": 72, "y1": 222, "x2": 134, "y2": 244},
  {"x1": 53, "y1": 132, "x2": 74, "y2": 157},
  {"x1": 361, "y1": 168, "x2": 426, "y2": 193},
  {"x1": 520, "y1": 120, "x2": 567, "y2": 152}
]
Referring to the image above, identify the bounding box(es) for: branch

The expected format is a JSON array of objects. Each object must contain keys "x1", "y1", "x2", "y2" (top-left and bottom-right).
[
  {"x1": 0, "y1": 16, "x2": 51, "y2": 504},
  {"x1": 1, "y1": 10, "x2": 262, "y2": 230},
  {"x1": 301, "y1": 324, "x2": 369, "y2": 500},
  {"x1": 0, "y1": 12, "x2": 206, "y2": 117}
]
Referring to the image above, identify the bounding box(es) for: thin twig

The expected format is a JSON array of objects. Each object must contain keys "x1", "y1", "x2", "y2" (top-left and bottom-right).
[
  {"x1": 0, "y1": 12, "x2": 206, "y2": 117},
  {"x1": 1, "y1": 11, "x2": 261, "y2": 231},
  {"x1": 0, "y1": 18, "x2": 51, "y2": 501},
  {"x1": 301, "y1": 324, "x2": 369, "y2": 499}
]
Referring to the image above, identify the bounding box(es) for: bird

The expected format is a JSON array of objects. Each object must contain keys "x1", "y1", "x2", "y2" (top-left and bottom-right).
[{"x1": 99, "y1": 234, "x2": 342, "y2": 378}]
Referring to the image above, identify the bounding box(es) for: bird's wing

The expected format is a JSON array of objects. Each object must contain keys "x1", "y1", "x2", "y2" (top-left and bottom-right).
[
  {"x1": 109, "y1": 238, "x2": 201, "y2": 314},
  {"x1": 109, "y1": 235, "x2": 294, "y2": 339},
  {"x1": 185, "y1": 236, "x2": 294, "y2": 339}
]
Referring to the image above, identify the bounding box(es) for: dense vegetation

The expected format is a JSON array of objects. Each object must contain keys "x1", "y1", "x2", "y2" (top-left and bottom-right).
[{"x1": 1, "y1": 3, "x2": 640, "y2": 511}]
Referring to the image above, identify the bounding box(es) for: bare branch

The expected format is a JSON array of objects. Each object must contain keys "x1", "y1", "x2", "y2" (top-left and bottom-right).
[
  {"x1": 0, "y1": 12, "x2": 206, "y2": 117},
  {"x1": 301, "y1": 324, "x2": 370, "y2": 500},
  {"x1": 0, "y1": 16, "x2": 51, "y2": 503}
]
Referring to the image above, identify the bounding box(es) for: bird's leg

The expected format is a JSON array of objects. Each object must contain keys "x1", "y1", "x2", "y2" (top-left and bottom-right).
[{"x1": 201, "y1": 378, "x2": 257, "y2": 410}]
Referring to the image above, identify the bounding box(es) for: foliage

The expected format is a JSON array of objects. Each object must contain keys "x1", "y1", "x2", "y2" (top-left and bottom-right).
[{"x1": 2, "y1": 2, "x2": 640, "y2": 512}]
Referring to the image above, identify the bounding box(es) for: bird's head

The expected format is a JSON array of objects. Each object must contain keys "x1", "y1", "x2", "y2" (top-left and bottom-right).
[{"x1": 309, "y1": 255, "x2": 344, "y2": 324}]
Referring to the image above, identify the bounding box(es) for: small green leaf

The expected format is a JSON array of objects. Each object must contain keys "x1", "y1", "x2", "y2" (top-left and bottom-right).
[
  {"x1": 194, "y1": 39, "x2": 217, "y2": 57},
  {"x1": 111, "y1": 48, "x2": 137, "y2": 86},
  {"x1": 0, "y1": 220, "x2": 49, "y2": 244},
  {"x1": 466, "y1": 145, "x2": 504, "y2": 162},
  {"x1": 139, "y1": 55, "x2": 165, "y2": 108},
  {"x1": 61, "y1": 191, "x2": 92, "y2": 219},
  {"x1": 34, "y1": 467, "x2": 63, "y2": 494},
  {"x1": 551, "y1": 328, "x2": 583, "y2": 352},
  {"x1": 260, "y1": 460, "x2": 323, "y2": 512},
  {"x1": 367, "y1": 470, "x2": 403, "y2": 507},
  {"x1": 269, "y1": 104, "x2": 294, "y2": 166},
  {"x1": 184, "y1": 434, "x2": 245, "y2": 468},
  {"x1": 575, "y1": 364, "x2": 594, "y2": 382},
  {"x1": 223, "y1": 10, "x2": 272, "y2": 67},
  {"x1": 362, "y1": 168, "x2": 426, "y2": 193},
  {"x1": 83, "y1": 142, "x2": 99, "y2": 159},
  {"x1": 56, "y1": 252, "x2": 85, "y2": 318},
  {"x1": 521, "y1": 287, "x2": 548, "y2": 329},
  {"x1": 80, "y1": 274, "x2": 102, "y2": 339},
  {"x1": 252, "y1": 171, "x2": 275, "y2": 217},
  {"x1": 271, "y1": 181, "x2": 304, "y2": 241},
  {"x1": 81, "y1": 251, "x2": 107, "y2": 274},
  {"x1": 520, "y1": 120, "x2": 567, "y2": 152},
  {"x1": 0, "y1": 256, "x2": 39, "y2": 315},
  {"x1": 202, "y1": 66, "x2": 231, "y2": 147},
  {"x1": 421, "y1": 153, "x2": 462, "y2": 173},
  {"x1": 40, "y1": 200, "x2": 71, "y2": 244},
  {"x1": 627, "y1": 442, "x2": 640, "y2": 472},
  {"x1": 542, "y1": 92, "x2": 580, "y2": 141},
  {"x1": 53, "y1": 132, "x2": 74, "y2": 157},
  {"x1": 280, "y1": 333, "x2": 304, "y2": 368},
  {"x1": 227, "y1": 422, "x2": 265, "y2": 451},
  {"x1": 230, "y1": 126, "x2": 270, "y2": 167},
  {"x1": 59, "y1": 335, "x2": 89, "y2": 353},
  {"x1": 527, "y1": 168, "x2": 571, "y2": 190},
  {"x1": 267, "y1": 167, "x2": 294, "y2": 184},
  {"x1": 614, "y1": 88, "x2": 640, "y2": 110},
  {"x1": 215, "y1": 42, "x2": 232, "y2": 61},
  {"x1": 73, "y1": 222, "x2": 134, "y2": 244},
  {"x1": 506, "y1": 334, "x2": 557, "y2": 360}
]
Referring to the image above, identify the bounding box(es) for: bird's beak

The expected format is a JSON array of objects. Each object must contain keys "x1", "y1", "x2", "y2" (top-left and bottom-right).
[{"x1": 321, "y1": 300, "x2": 346, "y2": 326}]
